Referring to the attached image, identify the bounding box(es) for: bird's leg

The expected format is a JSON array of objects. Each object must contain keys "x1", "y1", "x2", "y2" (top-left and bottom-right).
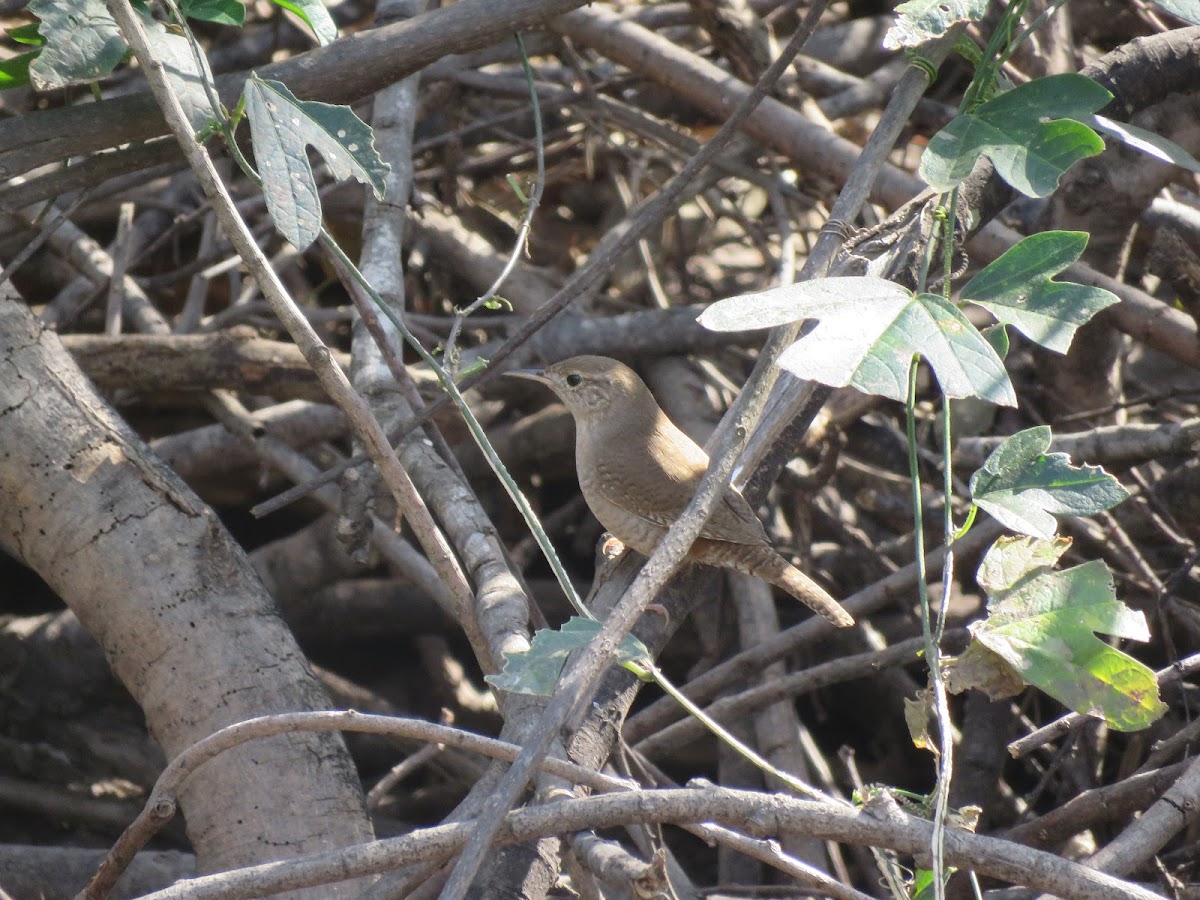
[{"x1": 594, "y1": 535, "x2": 670, "y2": 622}]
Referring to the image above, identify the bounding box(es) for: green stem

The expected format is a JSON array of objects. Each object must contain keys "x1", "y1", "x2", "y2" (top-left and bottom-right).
[
  {"x1": 444, "y1": 31, "x2": 546, "y2": 377},
  {"x1": 318, "y1": 233, "x2": 590, "y2": 619},
  {"x1": 906, "y1": 358, "x2": 953, "y2": 900},
  {"x1": 954, "y1": 504, "x2": 978, "y2": 542}
]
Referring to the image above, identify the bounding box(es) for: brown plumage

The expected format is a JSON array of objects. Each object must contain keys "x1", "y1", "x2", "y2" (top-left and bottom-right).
[{"x1": 509, "y1": 355, "x2": 854, "y2": 627}]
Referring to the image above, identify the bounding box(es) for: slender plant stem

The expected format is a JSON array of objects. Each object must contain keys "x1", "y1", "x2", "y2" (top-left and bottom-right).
[
  {"x1": 647, "y1": 663, "x2": 841, "y2": 803},
  {"x1": 443, "y1": 31, "x2": 546, "y2": 375},
  {"x1": 318, "y1": 232, "x2": 590, "y2": 618},
  {"x1": 906, "y1": 356, "x2": 953, "y2": 900}
]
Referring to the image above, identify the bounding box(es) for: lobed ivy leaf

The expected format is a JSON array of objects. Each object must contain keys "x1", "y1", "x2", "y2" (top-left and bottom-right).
[
  {"x1": 699, "y1": 277, "x2": 1016, "y2": 405},
  {"x1": 963, "y1": 231, "x2": 1119, "y2": 354},
  {"x1": 961, "y1": 536, "x2": 1165, "y2": 732},
  {"x1": 970, "y1": 426, "x2": 1128, "y2": 538},
  {"x1": 243, "y1": 74, "x2": 389, "y2": 249},
  {"x1": 485, "y1": 617, "x2": 651, "y2": 696},
  {"x1": 27, "y1": 0, "x2": 212, "y2": 131},
  {"x1": 28, "y1": 0, "x2": 127, "y2": 90},
  {"x1": 920, "y1": 74, "x2": 1111, "y2": 197},
  {"x1": 884, "y1": 0, "x2": 989, "y2": 48}
]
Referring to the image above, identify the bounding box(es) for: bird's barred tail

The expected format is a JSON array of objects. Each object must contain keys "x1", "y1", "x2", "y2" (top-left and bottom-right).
[{"x1": 742, "y1": 545, "x2": 855, "y2": 627}]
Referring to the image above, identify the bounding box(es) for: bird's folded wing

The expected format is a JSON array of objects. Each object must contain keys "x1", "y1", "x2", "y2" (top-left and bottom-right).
[
  {"x1": 591, "y1": 463, "x2": 677, "y2": 529},
  {"x1": 593, "y1": 464, "x2": 768, "y2": 545},
  {"x1": 707, "y1": 490, "x2": 772, "y2": 544}
]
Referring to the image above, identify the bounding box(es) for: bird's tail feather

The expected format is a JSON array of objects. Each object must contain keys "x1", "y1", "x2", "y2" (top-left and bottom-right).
[{"x1": 741, "y1": 545, "x2": 854, "y2": 628}]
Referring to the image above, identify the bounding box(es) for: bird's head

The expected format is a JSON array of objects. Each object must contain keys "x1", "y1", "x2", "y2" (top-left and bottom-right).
[{"x1": 507, "y1": 355, "x2": 651, "y2": 423}]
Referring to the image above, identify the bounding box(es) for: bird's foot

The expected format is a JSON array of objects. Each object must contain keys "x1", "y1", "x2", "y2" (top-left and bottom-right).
[
  {"x1": 643, "y1": 603, "x2": 670, "y2": 624},
  {"x1": 600, "y1": 535, "x2": 627, "y2": 559}
]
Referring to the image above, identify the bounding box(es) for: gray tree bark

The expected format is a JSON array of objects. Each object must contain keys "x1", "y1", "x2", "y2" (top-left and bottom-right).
[{"x1": 0, "y1": 292, "x2": 373, "y2": 895}]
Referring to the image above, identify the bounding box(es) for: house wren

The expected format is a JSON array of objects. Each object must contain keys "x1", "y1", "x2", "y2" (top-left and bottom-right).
[{"x1": 510, "y1": 355, "x2": 854, "y2": 627}]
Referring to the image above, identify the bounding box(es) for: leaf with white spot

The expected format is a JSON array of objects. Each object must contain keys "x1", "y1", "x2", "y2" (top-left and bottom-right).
[
  {"x1": 243, "y1": 73, "x2": 389, "y2": 249},
  {"x1": 963, "y1": 232, "x2": 1118, "y2": 354}
]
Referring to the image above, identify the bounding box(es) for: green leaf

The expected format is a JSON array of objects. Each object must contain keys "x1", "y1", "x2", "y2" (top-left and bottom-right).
[
  {"x1": 1147, "y1": 0, "x2": 1200, "y2": 23},
  {"x1": 28, "y1": 0, "x2": 127, "y2": 89},
  {"x1": 243, "y1": 74, "x2": 390, "y2": 249},
  {"x1": 25, "y1": 0, "x2": 211, "y2": 130},
  {"x1": 1083, "y1": 114, "x2": 1200, "y2": 176},
  {"x1": 884, "y1": 0, "x2": 988, "y2": 48},
  {"x1": 485, "y1": 617, "x2": 651, "y2": 696},
  {"x1": 920, "y1": 74, "x2": 1111, "y2": 197},
  {"x1": 0, "y1": 50, "x2": 37, "y2": 88},
  {"x1": 970, "y1": 426, "x2": 1128, "y2": 537},
  {"x1": 268, "y1": 0, "x2": 336, "y2": 45},
  {"x1": 912, "y1": 868, "x2": 958, "y2": 900},
  {"x1": 700, "y1": 277, "x2": 1017, "y2": 405},
  {"x1": 147, "y1": 18, "x2": 218, "y2": 132},
  {"x1": 968, "y1": 536, "x2": 1165, "y2": 731},
  {"x1": 8, "y1": 23, "x2": 45, "y2": 45},
  {"x1": 981, "y1": 323, "x2": 1009, "y2": 358},
  {"x1": 962, "y1": 231, "x2": 1119, "y2": 353},
  {"x1": 179, "y1": 0, "x2": 245, "y2": 25}
]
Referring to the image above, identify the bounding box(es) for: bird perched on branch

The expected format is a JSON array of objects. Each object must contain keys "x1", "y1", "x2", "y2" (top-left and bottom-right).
[{"x1": 509, "y1": 355, "x2": 854, "y2": 628}]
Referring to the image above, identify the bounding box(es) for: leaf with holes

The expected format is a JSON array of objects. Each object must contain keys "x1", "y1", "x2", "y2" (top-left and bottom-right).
[
  {"x1": 885, "y1": 0, "x2": 989, "y2": 48},
  {"x1": 28, "y1": 0, "x2": 213, "y2": 131},
  {"x1": 970, "y1": 426, "x2": 1128, "y2": 538},
  {"x1": 28, "y1": 0, "x2": 127, "y2": 89},
  {"x1": 243, "y1": 74, "x2": 389, "y2": 249}
]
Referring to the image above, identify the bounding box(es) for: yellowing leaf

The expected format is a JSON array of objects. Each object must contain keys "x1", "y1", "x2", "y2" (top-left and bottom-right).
[{"x1": 968, "y1": 537, "x2": 1165, "y2": 731}]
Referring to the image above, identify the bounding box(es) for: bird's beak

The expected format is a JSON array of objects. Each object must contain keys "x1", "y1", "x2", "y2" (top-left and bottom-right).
[{"x1": 505, "y1": 367, "x2": 551, "y2": 385}]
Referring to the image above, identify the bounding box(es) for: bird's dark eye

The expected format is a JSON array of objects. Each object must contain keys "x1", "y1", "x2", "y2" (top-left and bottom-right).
[{"x1": 566, "y1": 372, "x2": 582, "y2": 387}]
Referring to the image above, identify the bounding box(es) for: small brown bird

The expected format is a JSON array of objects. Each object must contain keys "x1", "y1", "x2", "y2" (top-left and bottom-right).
[{"x1": 509, "y1": 355, "x2": 854, "y2": 627}]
